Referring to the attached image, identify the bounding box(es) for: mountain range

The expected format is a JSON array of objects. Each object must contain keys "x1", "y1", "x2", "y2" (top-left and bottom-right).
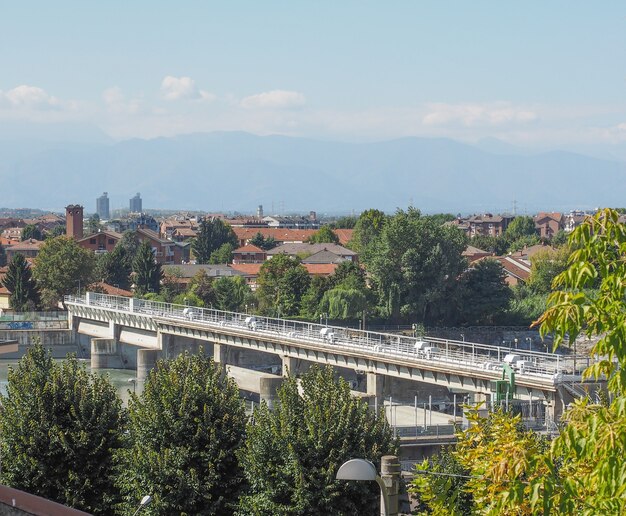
[{"x1": 1, "y1": 128, "x2": 625, "y2": 215}]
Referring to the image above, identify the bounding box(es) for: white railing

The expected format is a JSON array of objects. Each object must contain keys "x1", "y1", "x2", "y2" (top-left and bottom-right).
[{"x1": 65, "y1": 293, "x2": 589, "y2": 381}]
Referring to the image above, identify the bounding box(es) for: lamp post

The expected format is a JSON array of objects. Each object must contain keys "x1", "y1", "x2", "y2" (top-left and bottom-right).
[
  {"x1": 336, "y1": 457, "x2": 399, "y2": 516},
  {"x1": 128, "y1": 378, "x2": 137, "y2": 394},
  {"x1": 132, "y1": 495, "x2": 152, "y2": 515}
]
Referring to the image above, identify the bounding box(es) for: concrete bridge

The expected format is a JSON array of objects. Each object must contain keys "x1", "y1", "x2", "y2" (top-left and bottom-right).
[{"x1": 66, "y1": 293, "x2": 592, "y2": 422}]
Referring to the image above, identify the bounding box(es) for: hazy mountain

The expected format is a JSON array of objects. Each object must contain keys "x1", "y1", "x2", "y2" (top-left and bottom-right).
[{"x1": 1, "y1": 131, "x2": 625, "y2": 214}]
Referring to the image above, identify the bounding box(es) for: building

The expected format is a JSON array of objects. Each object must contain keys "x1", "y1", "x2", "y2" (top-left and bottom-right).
[
  {"x1": 232, "y1": 244, "x2": 266, "y2": 264},
  {"x1": 266, "y1": 243, "x2": 358, "y2": 263},
  {"x1": 96, "y1": 192, "x2": 110, "y2": 219},
  {"x1": 130, "y1": 193, "x2": 142, "y2": 213},
  {"x1": 467, "y1": 213, "x2": 514, "y2": 238},
  {"x1": 5, "y1": 239, "x2": 43, "y2": 262},
  {"x1": 77, "y1": 230, "x2": 122, "y2": 254},
  {"x1": 136, "y1": 228, "x2": 181, "y2": 264},
  {"x1": 65, "y1": 205, "x2": 84, "y2": 239},
  {"x1": 534, "y1": 212, "x2": 563, "y2": 239}
]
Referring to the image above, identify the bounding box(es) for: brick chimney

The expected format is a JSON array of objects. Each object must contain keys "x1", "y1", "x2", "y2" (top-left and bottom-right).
[{"x1": 65, "y1": 205, "x2": 84, "y2": 239}]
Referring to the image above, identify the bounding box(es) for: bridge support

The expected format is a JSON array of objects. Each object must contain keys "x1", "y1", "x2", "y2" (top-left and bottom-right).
[
  {"x1": 214, "y1": 343, "x2": 228, "y2": 364},
  {"x1": 91, "y1": 338, "x2": 118, "y2": 369},
  {"x1": 137, "y1": 349, "x2": 160, "y2": 382},
  {"x1": 282, "y1": 356, "x2": 298, "y2": 377},
  {"x1": 260, "y1": 377, "x2": 284, "y2": 410},
  {"x1": 367, "y1": 372, "x2": 384, "y2": 408},
  {"x1": 381, "y1": 455, "x2": 401, "y2": 516}
]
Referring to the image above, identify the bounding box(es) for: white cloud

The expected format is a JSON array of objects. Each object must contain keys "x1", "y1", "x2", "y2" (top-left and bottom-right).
[
  {"x1": 103, "y1": 86, "x2": 142, "y2": 115},
  {"x1": 160, "y1": 75, "x2": 214, "y2": 102},
  {"x1": 240, "y1": 90, "x2": 306, "y2": 109},
  {"x1": 423, "y1": 102, "x2": 538, "y2": 127},
  {"x1": 0, "y1": 85, "x2": 60, "y2": 109}
]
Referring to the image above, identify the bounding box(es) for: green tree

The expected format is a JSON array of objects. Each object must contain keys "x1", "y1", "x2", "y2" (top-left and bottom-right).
[
  {"x1": 21, "y1": 224, "x2": 42, "y2": 241},
  {"x1": 86, "y1": 213, "x2": 101, "y2": 236},
  {"x1": 256, "y1": 254, "x2": 310, "y2": 316},
  {"x1": 0, "y1": 242, "x2": 6, "y2": 266},
  {"x1": 349, "y1": 208, "x2": 386, "y2": 256},
  {"x1": 116, "y1": 351, "x2": 247, "y2": 515},
  {"x1": 471, "y1": 235, "x2": 509, "y2": 256},
  {"x1": 249, "y1": 232, "x2": 278, "y2": 250},
  {"x1": 209, "y1": 242, "x2": 235, "y2": 264},
  {"x1": 2, "y1": 254, "x2": 40, "y2": 311},
  {"x1": 526, "y1": 246, "x2": 571, "y2": 295},
  {"x1": 213, "y1": 276, "x2": 254, "y2": 312},
  {"x1": 118, "y1": 230, "x2": 141, "y2": 263},
  {"x1": 551, "y1": 229, "x2": 568, "y2": 247},
  {"x1": 33, "y1": 236, "x2": 96, "y2": 306},
  {"x1": 330, "y1": 215, "x2": 357, "y2": 229},
  {"x1": 46, "y1": 224, "x2": 66, "y2": 239},
  {"x1": 189, "y1": 269, "x2": 217, "y2": 307},
  {"x1": 192, "y1": 218, "x2": 238, "y2": 264},
  {"x1": 95, "y1": 244, "x2": 133, "y2": 289},
  {"x1": 308, "y1": 226, "x2": 340, "y2": 244},
  {"x1": 132, "y1": 241, "x2": 163, "y2": 295},
  {"x1": 0, "y1": 343, "x2": 124, "y2": 514},
  {"x1": 458, "y1": 258, "x2": 511, "y2": 325},
  {"x1": 299, "y1": 275, "x2": 330, "y2": 319},
  {"x1": 366, "y1": 208, "x2": 467, "y2": 324},
  {"x1": 505, "y1": 216, "x2": 537, "y2": 242},
  {"x1": 238, "y1": 366, "x2": 397, "y2": 515}
]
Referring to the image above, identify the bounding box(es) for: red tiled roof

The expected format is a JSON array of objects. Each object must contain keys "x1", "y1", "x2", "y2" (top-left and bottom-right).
[
  {"x1": 234, "y1": 244, "x2": 264, "y2": 253},
  {"x1": 229, "y1": 263, "x2": 262, "y2": 276},
  {"x1": 303, "y1": 263, "x2": 338, "y2": 276},
  {"x1": 92, "y1": 282, "x2": 133, "y2": 297},
  {"x1": 333, "y1": 229, "x2": 354, "y2": 246},
  {"x1": 232, "y1": 227, "x2": 317, "y2": 243}
]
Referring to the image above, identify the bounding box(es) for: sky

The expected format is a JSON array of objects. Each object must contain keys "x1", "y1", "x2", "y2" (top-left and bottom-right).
[{"x1": 0, "y1": 1, "x2": 625, "y2": 149}]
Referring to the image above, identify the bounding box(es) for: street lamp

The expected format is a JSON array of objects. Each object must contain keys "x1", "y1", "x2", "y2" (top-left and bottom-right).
[
  {"x1": 128, "y1": 378, "x2": 137, "y2": 394},
  {"x1": 336, "y1": 459, "x2": 390, "y2": 516},
  {"x1": 132, "y1": 495, "x2": 152, "y2": 515}
]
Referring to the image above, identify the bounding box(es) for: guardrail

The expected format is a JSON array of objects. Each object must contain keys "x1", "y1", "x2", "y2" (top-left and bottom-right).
[{"x1": 65, "y1": 293, "x2": 590, "y2": 381}]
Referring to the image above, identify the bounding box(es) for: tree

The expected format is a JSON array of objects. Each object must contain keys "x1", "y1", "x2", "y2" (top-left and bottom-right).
[
  {"x1": 46, "y1": 224, "x2": 66, "y2": 239},
  {"x1": 256, "y1": 254, "x2": 310, "y2": 316},
  {"x1": 116, "y1": 351, "x2": 247, "y2": 515},
  {"x1": 132, "y1": 241, "x2": 163, "y2": 295},
  {"x1": 189, "y1": 269, "x2": 217, "y2": 307},
  {"x1": 308, "y1": 226, "x2": 339, "y2": 244},
  {"x1": 0, "y1": 343, "x2": 124, "y2": 514},
  {"x1": 505, "y1": 216, "x2": 537, "y2": 242},
  {"x1": 238, "y1": 366, "x2": 397, "y2": 515},
  {"x1": 95, "y1": 244, "x2": 132, "y2": 289},
  {"x1": 349, "y1": 208, "x2": 386, "y2": 256},
  {"x1": 318, "y1": 261, "x2": 370, "y2": 320},
  {"x1": 21, "y1": 224, "x2": 42, "y2": 241},
  {"x1": 2, "y1": 254, "x2": 40, "y2": 311},
  {"x1": 249, "y1": 232, "x2": 278, "y2": 251},
  {"x1": 471, "y1": 234, "x2": 509, "y2": 256},
  {"x1": 32, "y1": 236, "x2": 96, "y2": 306},
  {"x1": 458, "y1": 259, "x2": 511, "y2": 325},
  {"x1": 526, "y1": 246, "x2": 571, "y2": 295},
  {"x1": 86, "y1": 213, "x2": 101, "y2": 236},
  {"x1": 192, "y1": 218, "x2": 238, "y2": 264},
  {"x1": 213, "y1": 276, "x2": 253, "y2": 312},
  {"x1": 118, "y1": 230, "x2": 141, "y2": 263},
  {"x1": 0, "y1": 242, "x2": 5, "y2": 266},
  {"x1": 330, "y1": 215, "x2": 357, "y2": 229},
  {"x1": 209, "y1": 242, "x2": 234, "y2": 264},
  {"x1": 366, "y1": 208, "x2": 467, "y2": 324}
]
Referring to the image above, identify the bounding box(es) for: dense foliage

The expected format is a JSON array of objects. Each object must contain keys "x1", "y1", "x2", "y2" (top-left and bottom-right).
[
  {"x1": 0, "y1": 343, "x2": 124, "y2": 514},
  {"x1": 238, "y1": 366, "x2": 397, "y2": 515},
  {"x1": 132, "y1": 241, "x2": 163, "y2": 295},
  {"x1": 192, "y1": 218, "x2": 238, "y2": 264},
  {"x1": 2, "y1": 253, "x2": 41, "y2": 311}
]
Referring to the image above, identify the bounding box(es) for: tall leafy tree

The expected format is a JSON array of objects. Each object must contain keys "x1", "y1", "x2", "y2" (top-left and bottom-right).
[
  {"x1": 238, "y1": 366, "x2": 396, "y2": 515},
  {"x1": 209, "y1": 242, "x2": 235, "y2": 264},
  {"x1": 505, "y1": 215, "x2": 537, "y2": 242},
  {"x1": 32, "y1": 236, "x2": 96, "y2": 306},
  {"x1": 95, "y1": 244, "x2": 132, "y2": 289},
  {"x1": 86, "y1": 213, "x2": 101, "y2": 236},
  {"x1": 458, "y1": 258, "x2": 511, "y2": 325},
  {"x1": 132, "y1": 241, "x2": 163, "y2": 295},
  {"x1": 118, "y1": 230, "x2": 141, "y2": 263},
  {"x1": 2, "y1": 254, "x2": 40, "y2": 311},
  {"x1": 192, "y1": 218, "x2": 238, "y2": 264},
  {"x1": 308, "y1": 226, "x2": 340, "y2": 244},
  {"x1": 526, "y1": 246, "x2": 571, "y2": 294},
  {"x1": 349, "y1": 208, "x2": 386, "y2": 256},
  {"x1": 0, "y1": 242, "x2": 6, "y2": 266},
  {"x1": 249, "y1": 232, "x2": 278, "y2": 250},
  {"x1": 0, "y1": 343, "x2": 124, "y2": 514},
  {"x1": 256, "y1": 254, "x2": 310, "y2": 316},
  {"x1": 116, "y1": 351, "x2": 247, "y2": 515},
  {"x1": 213, "y1": 276, "x2": 253, "y2": 312},
  {"x1": 21, "y1": 224, "x2": 42, "y2": 241}
]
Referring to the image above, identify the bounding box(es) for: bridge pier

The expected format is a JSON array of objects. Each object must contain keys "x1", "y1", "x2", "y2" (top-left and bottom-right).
[
  {"x1": 260, "y1": 376, "x2": 284, "y2": 409},
  {"x1": 137, "y1": 349, "x2": 160, "y2": 382},
  {"x1": 214, "y1": 343, "x2": 228, "y2": 364},
  {"x1": 91, "y1": 338, "x2": 118, "y2": 369},
  {"x1": 367, "y1": 372, "x2": 384, "y2": 409},
  {"x1": 282, "y1": 356, "x2": 298, "y2": 377}
]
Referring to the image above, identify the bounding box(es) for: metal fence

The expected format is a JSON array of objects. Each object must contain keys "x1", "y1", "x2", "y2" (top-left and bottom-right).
[{"x1": 65, "y1": 292, "x2": 590, "y2": 379}]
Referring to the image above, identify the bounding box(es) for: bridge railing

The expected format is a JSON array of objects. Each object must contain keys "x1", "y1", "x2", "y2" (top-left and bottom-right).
[{"x1": 66, "y1": 293, "x2": 590, "y2": 380}]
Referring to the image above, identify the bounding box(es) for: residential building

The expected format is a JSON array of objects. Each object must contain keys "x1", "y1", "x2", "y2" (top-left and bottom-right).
[
  {"x1": 5, "y1": 239, "x2": 43, "y2": 262},
  {"x1": 462, "y1": 245, "x2": 492, "y2": 263},
  {"x1": 229, "y1": 262, "x2": 338, "y2": 290},
  {"x1": 232, "y1": 244, "x2": 267, "y2": 264},
  {"x1": 564, "y1": 211, "x2": 589, "y2": 233},
  {"x1": 262, "y1": 212, "x2": 320, "y2": 229},
  {"x1": 77, "y1": 231, "x2": 122, "y2": 254},
  {"x1": 534, "y1": 212, "x2": 563, "y2": 239},
  {"x1": 130, "y1": 193, "x2": 142, "y2": 213},
  {"x1": 467, "y1": 213, "x2": 514, "y2": 237},
  {"x1": 96, "y1": 192, "x2": 110, "y2": 219},
  {"x1": 163, "y1": 264, "x2": 245, "y2": 289},
  {"x1": 493, "y1": 255, "x2": 531, "y2": 286},
  {"x1": 266, "y1": 243, "x2": 358, "y2": 263},
  {"x1": 136, "y1": 228, "x2": 181, "y2": 264}
]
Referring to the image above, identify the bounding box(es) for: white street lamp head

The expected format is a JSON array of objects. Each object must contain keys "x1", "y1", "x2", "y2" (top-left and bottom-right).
[
  {"x1": 336, "y1": 458, "x2": 377, "y2": 481},
  {"x1": 140, "y1": 495, "x2": 152, "y2": 507}
]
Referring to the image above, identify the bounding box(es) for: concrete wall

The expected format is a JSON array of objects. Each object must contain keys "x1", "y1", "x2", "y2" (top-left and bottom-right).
[{"x1": 0, "y1": 330, "x2": 82, "y2": 359}]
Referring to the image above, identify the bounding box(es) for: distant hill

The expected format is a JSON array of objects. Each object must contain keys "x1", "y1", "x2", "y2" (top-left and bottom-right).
[{"x1": 1, "y1": 131, "x2": 625, "y2": 214}]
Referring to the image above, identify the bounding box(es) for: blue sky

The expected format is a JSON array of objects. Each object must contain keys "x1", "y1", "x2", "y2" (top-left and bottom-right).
[{"x1": 0, "y1": 1, "x2": 624, "y2": 147}]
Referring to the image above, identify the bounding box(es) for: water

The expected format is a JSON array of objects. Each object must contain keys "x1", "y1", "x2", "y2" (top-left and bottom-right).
[{"x1": 0, "y1": 359, "x2": 141, "y2": 404}]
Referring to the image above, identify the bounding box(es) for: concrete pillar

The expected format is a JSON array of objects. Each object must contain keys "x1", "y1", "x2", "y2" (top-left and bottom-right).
[
  {"x1": 260, "y1": 377, "x2": 284, "y2": 410},
  {"x1": 137, "y1": 349, "x2": 160, "y2": 382},
  {"x1": 380, "y1": 455, "x2": 401, "y2": 516},
  {"x1": 91, "y1": 338, "x2": 117, "y2": 369},
  {"x1": 282, "y1": 355, "x2": 297, "y2": 377},
  {"x1": 214, "y1": 343, "x2": 228, "y2": 364},
  {"x1": 367, "y1": 373, "x2": 384, "y2": 409}
]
